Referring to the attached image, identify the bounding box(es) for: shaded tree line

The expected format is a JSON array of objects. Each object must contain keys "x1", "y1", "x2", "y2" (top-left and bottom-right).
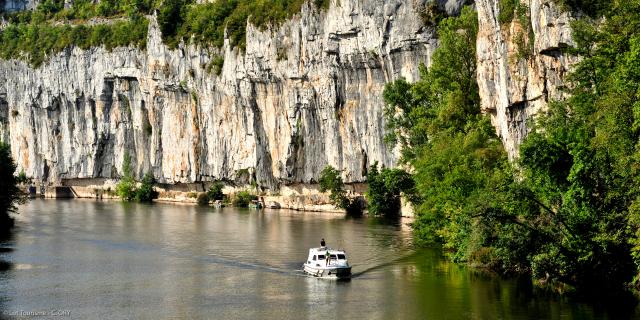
[{"x1": 380, "y1": 1, "x2": 640, "y2": 295}]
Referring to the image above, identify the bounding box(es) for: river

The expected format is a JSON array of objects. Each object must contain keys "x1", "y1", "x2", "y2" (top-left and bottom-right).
[{"x1": 0, "y1": 199, "x2": 637, "y2": 319}]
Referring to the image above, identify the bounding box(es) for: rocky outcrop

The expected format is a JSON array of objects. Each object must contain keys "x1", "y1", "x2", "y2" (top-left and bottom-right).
[
  {"x1": 476, "y1": 0, "x2": 577, "y2": 158},
  {"x1": 0, "y1": 0, "x2": 447, "y2": 189}
]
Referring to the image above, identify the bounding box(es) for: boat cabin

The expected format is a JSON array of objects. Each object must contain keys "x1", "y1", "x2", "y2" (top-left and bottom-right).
[{"x1": 306, "y1": 247, "x2": 348, "y2": 267}]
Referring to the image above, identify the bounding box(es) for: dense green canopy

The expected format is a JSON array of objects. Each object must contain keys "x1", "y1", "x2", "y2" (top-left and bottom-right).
[
  {"x1": 0, "y1": 143, "x2": 22, "y2": 233},
  {"x1": 383, "y1": 1, "x2": 640, "y2": 294}
]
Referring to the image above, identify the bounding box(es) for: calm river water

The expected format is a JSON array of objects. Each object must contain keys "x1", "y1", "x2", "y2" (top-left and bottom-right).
[{"x1": 0, "y1": 199, "x2": 638, "y2": 319}]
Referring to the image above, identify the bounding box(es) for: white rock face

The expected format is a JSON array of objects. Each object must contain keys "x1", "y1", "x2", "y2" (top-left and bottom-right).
[
  {"x1": 0, "y1": 0, "x2": 579, "y2": 188},
  {"x1": 0, "y1": 0, "x2": 444, "y2": 189},
  {"x1": 476, "y1": 0, "x2": 577, "y2": 158}
]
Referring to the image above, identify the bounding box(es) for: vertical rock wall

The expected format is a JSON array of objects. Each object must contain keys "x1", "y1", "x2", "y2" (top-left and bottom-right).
[
  {"x1": 0, "y1": 0, "x2": 581, "y2": 188},
  {"x1": 0, "y1": 0, "x2": 444, "y2": 189},
  {"x1": 476, "y1": 0, "x2": 576, "y2": 158}
]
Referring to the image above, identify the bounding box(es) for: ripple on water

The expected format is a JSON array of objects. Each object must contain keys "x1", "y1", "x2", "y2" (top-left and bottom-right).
[{"x1": 0, "y1": 199, "x2": 635, "y2": 320}]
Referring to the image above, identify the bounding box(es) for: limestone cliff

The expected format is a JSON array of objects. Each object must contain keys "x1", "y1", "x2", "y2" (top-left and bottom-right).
[
  {"x1": 0, "y1": 0, "x2": 442, "y2": 189},
  {"x1": 0, "y1": 0, "x2": 578, "y2": 189},
  {"x1": 476, "y1": 0, "x2": 576, "y2": 158}
]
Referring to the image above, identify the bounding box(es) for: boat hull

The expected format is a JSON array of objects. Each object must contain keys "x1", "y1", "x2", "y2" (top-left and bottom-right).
[{"x1": 303, "y1": 264, "x2": 352, "y2": 279}]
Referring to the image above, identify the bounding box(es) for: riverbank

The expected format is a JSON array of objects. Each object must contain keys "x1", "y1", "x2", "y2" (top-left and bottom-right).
[{"x1": 25, "y1": 178, "x2": 414, "y2": 217}]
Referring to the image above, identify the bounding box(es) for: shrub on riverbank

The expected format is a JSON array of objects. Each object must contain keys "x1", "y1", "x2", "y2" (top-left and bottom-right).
[
  {"x1": 134, "y1": 173, "x2": 158, "y2": 202},
  {"x1": 195, "y1": 182, "x2": 226, "y2": 206},
  {"x1": 207, "y1": 182, "x2": 225, "y2": 201},
  {"x1": 365, "y1": 162, "x2": 416, "y2": 217},
  {"x1": 115, "y1": 154, "x2": 158, "y2": 203},
  {"x1": 231, "y1": 190, "x2": 256, "y2": 207},
  {"x1": 196, "y1": 192, "x2": 210, "y2": 206},
  {"x1": 319, "y1": 165, "x2": 362, "y2": 215}
]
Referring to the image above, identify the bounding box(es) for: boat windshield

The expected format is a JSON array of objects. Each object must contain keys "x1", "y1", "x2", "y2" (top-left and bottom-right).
[
  {"x1": 317, "y1": 255, "x2": 325, "y2": 260},
  {"x1": 337, "y1": 254, "x2": 346, "y2": 260}
]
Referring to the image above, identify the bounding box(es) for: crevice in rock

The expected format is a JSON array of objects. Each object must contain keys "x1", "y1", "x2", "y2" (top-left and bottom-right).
[
  {"x1": 249, "y1": 82, "x2": 277, "y2": 190},
  {"x1": 539, "y1": 47, "x2": 566, "y2": 57}
]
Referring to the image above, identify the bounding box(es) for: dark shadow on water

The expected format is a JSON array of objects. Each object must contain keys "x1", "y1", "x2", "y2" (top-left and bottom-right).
[
  {"x1": 566, "y1": 288, "x2": 639, "y2": 319},
  {"x1": 0, "y1": 230, "x2": 14, "y2": 320},
  {"x1": 0, "y1": 227, "x2": 15, "y2": 272},
  {"x1": 348, "y1": 214, "x2": 403, "y2": 227},
  {"x1": 351, "y1": 251, "x2": 420, "y2": 278},
  {"x1": 0, "y1": 226, "x2": 15, "y2": 248},
  {"x1": 0, "y1": 259, "x2": 11, "y2": 272},
  {"x1": 467, "y1": 269, "x2": 640, "y2": 319}
]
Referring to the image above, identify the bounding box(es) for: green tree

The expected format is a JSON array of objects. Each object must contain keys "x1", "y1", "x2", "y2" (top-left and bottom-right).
[
  {"x1": 319, "y1": 165, "x2": 361, "y2": 215},
  {"x1": 16, "y1": 170, "x2": 28, "y2": 184},
  {"x1": 196, "y1": 193, "x2": 210, "y2": 205},
  {"x1": 385, "y1": 1, "x2": 640, "y2": 294},
  {"x1": 365, "y1": 162, "x2": 415, "y2": 217},
  {"x1": 232, "y1": 190, "x2": 256, "y2": 207},
  {"x1": 383, "y1": 6, "x2": 520, "y2": 268},
  {"x1": 115, "y1": 153, "x2": 137, "y2": 201},
  {"x1": 207, "y1": 182, "x2": 225, "y2": 201},
  {"x1": 0, "y1": 143, "x2": 23, "y2": 233},
  {"x1": 134, "y1": 172, "x2": 158, "y2": 202},
  {"x1": 157, "y1": 0, "x2": 186, "y2": 48},
  {"x1": 512, "y1": 0, "x2": 640, "y2": 292}
]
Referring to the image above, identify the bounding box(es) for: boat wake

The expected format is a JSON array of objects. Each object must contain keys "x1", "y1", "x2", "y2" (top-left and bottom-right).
[
  {"x1": 350, "y1": 251, "x2": 418, "y2": 278},
  {"x1": 65, "y1": 232, "x2": 416, "y2": 279},
  {"x1": 194, "y1": 253, "x2": 309, "y2": 277}
]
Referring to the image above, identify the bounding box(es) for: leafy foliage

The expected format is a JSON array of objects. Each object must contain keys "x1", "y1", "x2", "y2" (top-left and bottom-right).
[
  {"x1": 31, "y1": 0, "x2": 156, "y2": 20},
  {"x1": 383, "y1": 6, "x2": 532, "y2": 275},
  {"x1": 385, "y1": 1, "x2": 640, "y2": 294},
  {"x1": 115, "y1": 153, "x2": 137, "y2": 201},
  {"x1": 197, "y1": 192, "x2": 210, "y2": 205},
  {"x1": 513, "y1": 0, "x2": 640, "y2": 292},
  {"x1": 0, "y1": 14, "x2": 148, "y2": 67},
  {"x1": 232, "y1": 190, "x2": 257, "y2": 207},
  {"x1": 0, "y1": 0, "x2": 330, "y2": 66},
  {"x1": 16, "y1": 170, "x2": 29, "y2": 184},
  {"x1": 365, "y1": 162, "x2": 415, "y2": 217},
  {"x1": 134, "y1": 172, "x2": 158, "y2": 202},
  {"x1": 207, "y1": 182, "x2": 225, "y2": 201},
  {"x1": 383, "y1": 7, "x2": 479, "y2": 163},
  {"x1": 197, "y1": 182, "x2": 225, "y2": 206},
  {"x1": 162, "y1": 0, "x2": 329, "y2": 51},
  {"x1": 0, "y1": 142, "x2": 23, "y2": 233},
  {"x1": 319, "y1": 165, "x2": 362, "y2": 215},
  {"x1": 554, "y1": 0, "x2": 612, "y2": 17},
  {"x1": 115, "y1": 153, "x2": 158, "y2": 202}
]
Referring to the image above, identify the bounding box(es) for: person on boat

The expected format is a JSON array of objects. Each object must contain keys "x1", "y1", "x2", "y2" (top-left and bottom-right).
[{"x1": 320, "y1": 238, "x2": 326, "y2": 247}]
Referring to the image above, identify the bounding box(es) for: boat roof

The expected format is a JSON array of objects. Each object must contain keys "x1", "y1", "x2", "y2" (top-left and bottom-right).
[{"x1": 309, "y1": 247, "x2": 346, "y2": 254}]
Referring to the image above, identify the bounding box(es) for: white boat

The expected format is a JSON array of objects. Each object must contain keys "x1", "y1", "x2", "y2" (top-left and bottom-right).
[{"x1": 303, "y1": 247, "x2": 352, "y2": 279}]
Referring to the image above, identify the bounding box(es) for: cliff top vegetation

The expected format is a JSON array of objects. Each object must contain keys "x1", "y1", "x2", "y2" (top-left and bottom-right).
[{"x1": 0, "y1": 0, "x2": 330, "y2": 66}]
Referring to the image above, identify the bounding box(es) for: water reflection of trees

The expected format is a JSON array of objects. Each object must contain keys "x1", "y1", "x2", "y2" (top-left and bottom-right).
[
  {"x1": 406, "y1": 249, "x2": 640, "y2": 319},
  {"x1": 0, "y1": 234, "x2": 14, "y2": 318},
  {"x1": 0, "y1": 233, "x2": 15, "y2": 271}
]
